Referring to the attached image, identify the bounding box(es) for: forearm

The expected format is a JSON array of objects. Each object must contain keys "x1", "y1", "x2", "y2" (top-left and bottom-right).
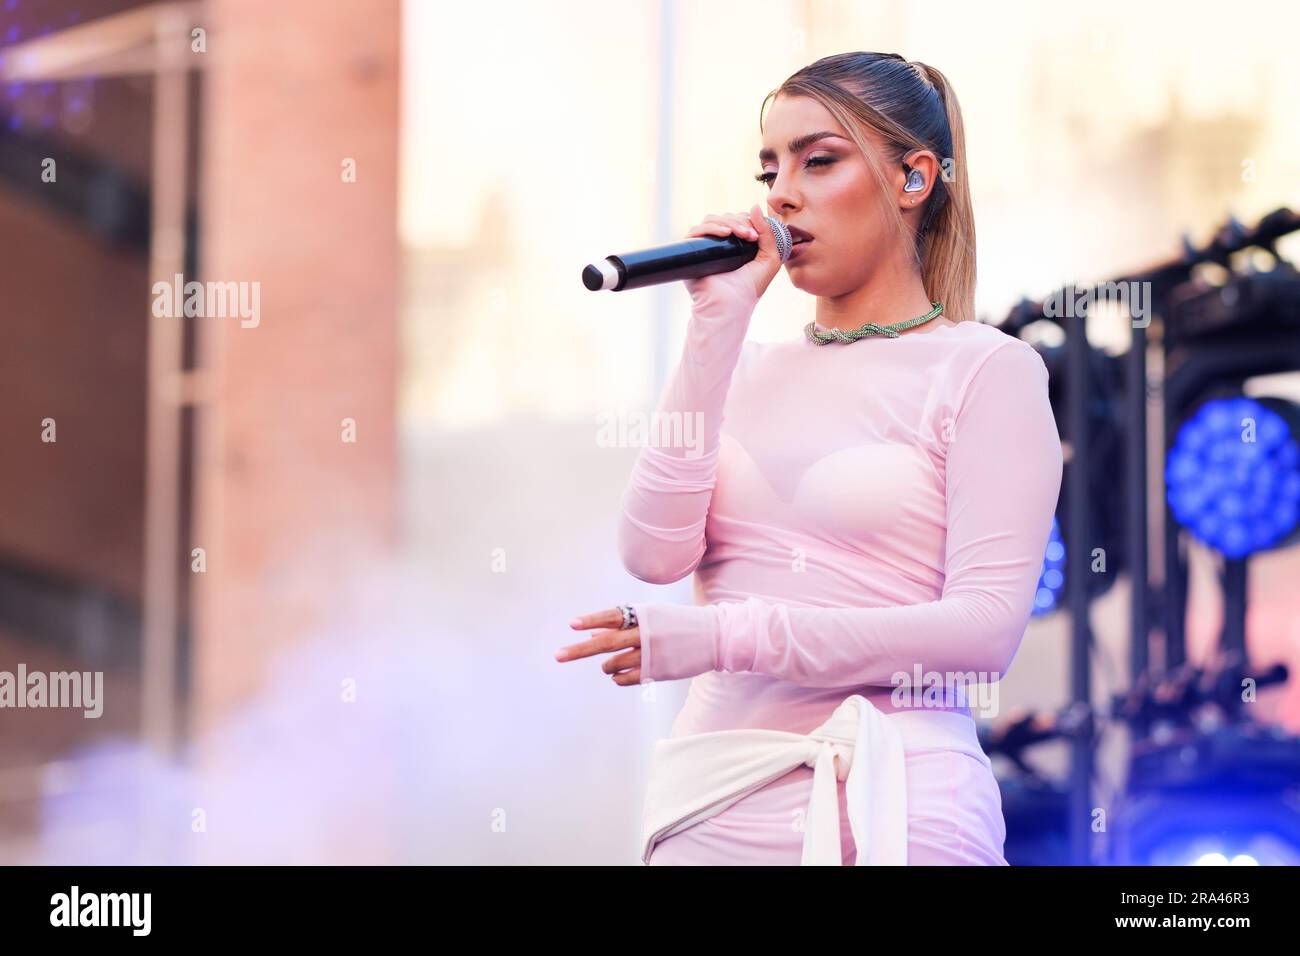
[
  {"x1": 634, "y1": 588, "x2": 1031, "y2": 688},
  {"x1": 617, "y1": 293, "x2": 755, "y2": 584}
]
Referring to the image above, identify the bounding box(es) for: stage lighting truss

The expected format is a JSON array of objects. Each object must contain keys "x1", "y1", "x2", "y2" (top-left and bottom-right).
[{"x1": 1030, "y1": 342, "x2": 1128, "y2": 612}]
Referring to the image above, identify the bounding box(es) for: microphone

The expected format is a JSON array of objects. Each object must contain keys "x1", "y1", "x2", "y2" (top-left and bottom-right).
[{"x1": 582, "y1": 217, "x2": 793, "y2": 292}]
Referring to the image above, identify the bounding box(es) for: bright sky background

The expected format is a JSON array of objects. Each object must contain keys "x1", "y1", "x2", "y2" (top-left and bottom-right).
[{"x1": 400, "y1": 0, "x2": 1300, "y2": 428}]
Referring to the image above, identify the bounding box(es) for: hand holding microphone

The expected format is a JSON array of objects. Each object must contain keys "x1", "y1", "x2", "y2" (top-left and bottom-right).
[
  {"x1": 582, "y1": 204, "x2": 792, "y2": 309},
  {"x1": 681, "y1": 205, "x2": 787, "y2": 308}
]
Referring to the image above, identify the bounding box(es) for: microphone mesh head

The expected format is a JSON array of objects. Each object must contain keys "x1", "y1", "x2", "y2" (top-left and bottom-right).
[{"x1": 764, "y1": 217, "x2": 793, "y2": 262}]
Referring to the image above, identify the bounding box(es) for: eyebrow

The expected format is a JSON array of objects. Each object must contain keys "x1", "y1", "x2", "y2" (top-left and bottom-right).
[{"x1": 758, "y1": 131, "x2": 847, "y2": 163}]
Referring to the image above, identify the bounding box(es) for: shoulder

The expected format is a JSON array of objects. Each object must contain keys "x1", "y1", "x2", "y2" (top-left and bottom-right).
[
  {"x1": 944, "y1": 321, "x2": 1049, "y2": 410},
  {"x1": 948, "y1": 318, "x2": 1035, "y2": 352},
  {"x1": 950, "y1": 319, "x2": 1045, "y2": 373}
]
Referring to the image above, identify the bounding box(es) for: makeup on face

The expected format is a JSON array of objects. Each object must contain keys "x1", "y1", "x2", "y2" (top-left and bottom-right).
[{"x1": 756, "y1": 129, "x2": 852, "y2": 265}]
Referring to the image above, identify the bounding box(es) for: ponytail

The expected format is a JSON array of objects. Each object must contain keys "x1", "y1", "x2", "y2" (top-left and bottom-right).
[{"x1": 913, "y1": 62, "x2": 976, "y2": 326}]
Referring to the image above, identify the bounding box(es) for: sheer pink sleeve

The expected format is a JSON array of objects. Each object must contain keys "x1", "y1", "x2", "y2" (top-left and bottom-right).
[
  {"x1": 632, "y1": 339, "x2": 1064, "y2": 687},
  {"x1": 616, "y1": 291, "x2": 757, "y2": 586}
]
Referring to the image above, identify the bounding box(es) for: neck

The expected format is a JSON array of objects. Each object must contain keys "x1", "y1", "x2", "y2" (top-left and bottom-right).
[{"x1": 814, "y1": 259, "x2": 940, "y2": 336}]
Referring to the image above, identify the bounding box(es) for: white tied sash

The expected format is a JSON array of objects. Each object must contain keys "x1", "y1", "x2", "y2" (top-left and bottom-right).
[{"x1": 640, "y1": 694, "x2": 909, "y2": 865}]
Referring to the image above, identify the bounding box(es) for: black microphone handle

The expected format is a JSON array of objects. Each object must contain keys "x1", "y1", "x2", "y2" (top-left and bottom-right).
[{"x1": 583, "y1": 234, "x2": 760, "y2": 292}]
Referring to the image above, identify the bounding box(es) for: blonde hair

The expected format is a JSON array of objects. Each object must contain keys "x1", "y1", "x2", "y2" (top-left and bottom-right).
[{"x1": 760, "y1": 52, "x2": 976, "y2": 325}]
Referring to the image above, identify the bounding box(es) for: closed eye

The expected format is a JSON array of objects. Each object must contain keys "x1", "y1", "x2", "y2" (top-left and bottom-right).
[{"x1": 754, "y1": 154, "x2": 837, "y2": 186}]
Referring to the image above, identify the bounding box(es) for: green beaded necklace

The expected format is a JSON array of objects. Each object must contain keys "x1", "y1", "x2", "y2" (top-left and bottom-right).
[{"x1": 804, "y1": 300, "x2": 945, "y2": 345}]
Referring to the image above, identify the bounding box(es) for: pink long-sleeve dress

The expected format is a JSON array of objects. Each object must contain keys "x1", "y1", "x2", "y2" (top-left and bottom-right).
[{"x1": 619, "y1": 287, "x2": 1063, "y2": 865}]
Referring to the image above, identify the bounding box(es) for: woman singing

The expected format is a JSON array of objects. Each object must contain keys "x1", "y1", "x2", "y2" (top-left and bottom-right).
[{"x1": 556, "y1": 51, "x2": 1063, "y2": 865}]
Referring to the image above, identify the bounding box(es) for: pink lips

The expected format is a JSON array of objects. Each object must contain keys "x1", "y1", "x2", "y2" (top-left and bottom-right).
[{"x1": 785, "y1": 224, "x2": 814, "y2": 261}]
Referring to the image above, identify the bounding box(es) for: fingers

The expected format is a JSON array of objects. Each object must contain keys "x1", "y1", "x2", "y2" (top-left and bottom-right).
[
  {"x1": 686, "y1": 212, "x2": 759, "y2": 242},
  {"x1": 684, "y1": 209, "x2": 779, "y2": 263},
  {"x1": 603, "y1": 647, "x2": 641, "y2": 676},
  {"x1": 554, "y1": 625, "x2": 639, "y2": 662},
  {"x1": 568, "y1": 608, "x2": 624, "y2": 630},
  {"x1": 733, "y1": 211, "x2": 760, "y2": 241},
  {"x1": 559, "y1": 607, "x2": 646, "y2": 684},
  {"x1": 748, "y1": 204, "x2": 779, "y2": 258}
]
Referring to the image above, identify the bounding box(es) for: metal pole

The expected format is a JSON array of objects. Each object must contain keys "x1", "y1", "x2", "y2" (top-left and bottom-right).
[
  {"x1": 650, "y1": 0, "x2": 676, "y2": 396},
  {"x1": 1126, "y1": 321, "x2": 1149, "y2": 737},
  {"x1": 635, "y1": 0, "x2": 684, "y2": 862},
  {"x1": 1066, "y1": 302, "x2": 1095, "y2": 864},
  {"x1": 141, "y1": 8, "x2": 193, "y2": 756}
]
